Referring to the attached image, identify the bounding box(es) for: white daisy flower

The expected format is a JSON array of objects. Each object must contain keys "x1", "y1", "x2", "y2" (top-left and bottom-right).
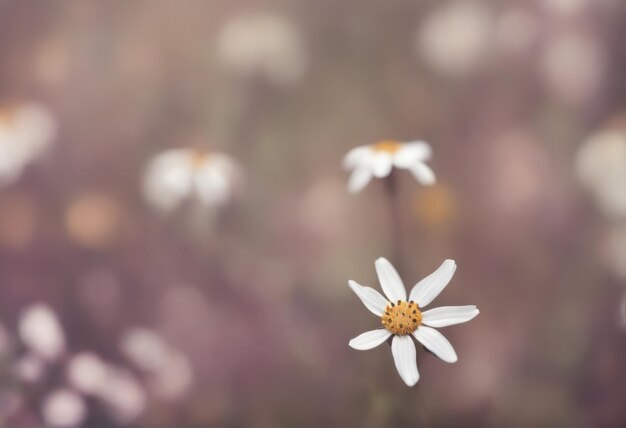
[
  {"x1": 343, "y1": 140, "x2": 435, "y2": 193},
  {"x1": 143, "y1": 148, "x2": 242, "y2": 213},
  {"x1": 0, "y1": 102, "x2": 56, "y2": 186},
  {"x1": 348, "y1": 258, "x2": 479, "y2": 386}
]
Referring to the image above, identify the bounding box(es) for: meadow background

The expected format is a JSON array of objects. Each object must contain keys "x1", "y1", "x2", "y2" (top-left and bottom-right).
[{"x1": 0, "y1": 0, "x2": 625, "y2": 426}]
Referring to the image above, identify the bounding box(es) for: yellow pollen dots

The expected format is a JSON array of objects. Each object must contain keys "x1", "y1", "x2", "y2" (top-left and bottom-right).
[
  {"x1": 373, "y1": 140, "x2": 401, "y2": 154},
  {"x1": 381, "y1": 300, "x2": 422, "y2": 335}
]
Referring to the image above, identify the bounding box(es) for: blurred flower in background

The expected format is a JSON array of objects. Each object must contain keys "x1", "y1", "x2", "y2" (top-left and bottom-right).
[
  {"x1": 576, "y1": 129, "x2": 626, "y2": 220},
  {"x1": 42, "y1": 388, "x2": 86, "y2": 428},
  {"x1": 343, "y1": 140, "x2": 435, "y2": 193},
  {"x1": 0, "y1": 103, "x2": 55, "y2": 187},
  {"x1": 18, "y1": 304, "x2": 65, "y2": 362},
  {"x1": 66, "y1": 353, "x2": 109, "y2": 395},
  {"x1": 64, "y1": 193, "x2": 127, "y2": 249},
  {"x1": 415, "y1": 1, "x2": 493, "y2": 78},
  {"x1": 216, "y1": 12, "x2": 307, "y2": 85},
  {"x1": 540, "y1": 31, "x2": 605, "y2": 106},
  {"x1": 143, "y1": 148, "x2": 243, "y2": 213},
  {"x1": 6, "y1": 303, "x2": 175, "y2": 426},
  {"x1": 121, "y1": 327, "x2": 193, "y2": 401}
]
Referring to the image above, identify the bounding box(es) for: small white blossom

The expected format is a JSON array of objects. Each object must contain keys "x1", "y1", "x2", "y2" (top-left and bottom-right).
[
  {"x1": 143, "y1": 148, "x2": 242, "y2": 213},
  {"x1": 348, "y1": 258, "x2": 479, "y2": 386},
  {"x1": 343, "y1": 140, "x2": 435, "y2": 193}
]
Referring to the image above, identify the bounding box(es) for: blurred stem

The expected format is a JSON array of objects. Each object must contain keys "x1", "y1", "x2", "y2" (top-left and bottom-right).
[
  {"x1": 384, "y1": 171, "x2": 404, "y2": 275},
  {"x1": 384, "y1": 173, "x2": 431, "y2": 425}
]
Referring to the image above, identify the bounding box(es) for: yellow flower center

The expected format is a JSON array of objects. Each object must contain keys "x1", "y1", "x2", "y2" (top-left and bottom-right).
[
  {"x1": 191, "y1": 150, "x2": 210, "y2": 168},
  {"x1": 381, "y1": 300, "x2": 422, "y2": 335},
  {"x1": 373, "y1": 140, "x2": 401, "y2": 154}
]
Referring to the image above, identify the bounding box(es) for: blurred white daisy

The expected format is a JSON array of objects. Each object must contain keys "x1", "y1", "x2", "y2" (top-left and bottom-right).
[
  {"x1": 0, "y1": 103, "x2": 56, "y2": 186},
  {"x1": 18, "y1": 303, "x2": 66, "y2": 362},
  {"x1": 120, "y1": 327, "x2": 193, "y2": 400},
  {"x1": 343, "y1": 140, "x2": 435, "y2": 193},
  {"x1": 216, "y1": 12, "x2": 306, "y2": 84},
  {"x1": 576, "y1": 130, "x2": 626, "y2": 219},
  {"x1": 415, "y1": 1, "x2": 493, "y2": 78},
  {"x1": 95, "y1": 367, "x2": 146, "y2": 424},
  {"x1": 66, "y1": 352, "x2": 108, "y2": 395},
  {"x1": 42, "y1": 388, "x2": 86, "y2": 428},
  {"x1": 143, "y1": 148, "x2": 242, "y2": 213},
  {"x1": 348, "y1": 258, "x2": 479, "y2": 386}
]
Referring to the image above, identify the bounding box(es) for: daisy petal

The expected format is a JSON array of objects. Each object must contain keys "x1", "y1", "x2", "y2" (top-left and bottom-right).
[
  {"x1": 371, "y1": 153, "x2": 393, "y2": 178},
  {"x1": 409, "y1": 259, "x2": 456, "y2": 308},
  {"x1": 375, "y1": 257, "x2": 406, "y2": 302},
  {"x1": 394, "y1": 142, "x2": 432, "y2": 167},
  {"x1": 348, "y1": 167, "x2": 373, "y2": 193},
  {"x1": 422, "y1": 306, "x2": 479, "y2": 328},
  {"x1": 342, "y1": 146, "x2": 371, "y2": 170},
  {"x1": 349, "y1": 329, "x2": 392, "y2": 350},
  {"x1": 413, "y1": 326, "x2": 457, "y2": 363},
  {"x1": 348, "y1": 280, "x2": 389, "y2": 316},
  {"x1": 408, "y1": 162, "x2": 436, "y2": 185},
  {"x1": 391, "y1": 335, "x2": 419, "y2": 386}
]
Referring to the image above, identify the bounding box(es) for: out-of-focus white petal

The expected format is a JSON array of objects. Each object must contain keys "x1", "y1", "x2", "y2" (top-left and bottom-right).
[
  {"x1": 408, "y1": 162, "x2": 436, "y2": 185},
  {"x1": 413, "y1": 325, "x2": 458, "y2": 363},
  {"x1": 343, "y1": 146, "x2": 372, "y2": 170},
  {"x1": 422, "y1": 305, "x2": 479, "y2": 328},
  {"x1": 0, "y1": 103, "x2": 56, "y2": 187},
  {"x1": 147, "y1": 350, "x2": 193, "y2": 401},
  {"x1": 347, "y1": 167, "x2": 373, "y2": 193},
  {"x1": 42, "y1": 388, "x2": 86, "y2": 428},
  {"x1": 348, "y1": 280, "x2": 389, "y2": 316},
  {"x1": 394, "y1": 141, "x2": 432, "y2": 167},
  {"x1": 18, "y1": 303, "x2": 65, "y2": 361},
  {"x1": 67, "y1": 352, "x2": 109, "y2": 395},
  {"x1": 391, "y1": 335, "x2": 419, "y2": 386},
  {"x1": 142, "y1": 149, "x2": 194, "y2": 212},
  {"x1": 371, "y1": 152, "x2": 393, "y2": 178},
  {"x1": 409, "y1": 260, "x2": 457, "y2": 307},
  {"x1": 349, "y1": 329, "x2": 392, "y2": 350},
  {"x1": 194, "y1": 163, "x2": 230, "y2": 206},
  {"x1": 120, "y1": 328, "x2": 168, "y2": 372},
  {"x1": 96, "y1": 367, "x2": 146, "y2": 424},
  {"x1": 375, "y1": 257, "x2": 407, "y2": 302}
]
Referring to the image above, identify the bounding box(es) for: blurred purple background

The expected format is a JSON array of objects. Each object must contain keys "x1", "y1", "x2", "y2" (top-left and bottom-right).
[{"x1": 0, "y1": 0, "x2": 625, "y2": 426}]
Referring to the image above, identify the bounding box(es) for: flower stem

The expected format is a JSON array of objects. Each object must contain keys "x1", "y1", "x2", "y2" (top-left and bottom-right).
[{"x1": 384, "y1": 171, "x2": 404, "y2": 275}]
